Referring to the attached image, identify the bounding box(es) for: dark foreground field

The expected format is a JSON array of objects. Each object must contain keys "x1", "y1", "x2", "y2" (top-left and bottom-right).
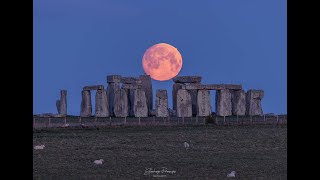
[{"x1": 33, "y1": 125, "x2": 287, "y2": 179}]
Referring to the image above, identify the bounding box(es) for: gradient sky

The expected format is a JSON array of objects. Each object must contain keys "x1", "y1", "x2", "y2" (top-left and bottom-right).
[{"x1": 33, "y1": 0, "x2": 287, "y2": 115}]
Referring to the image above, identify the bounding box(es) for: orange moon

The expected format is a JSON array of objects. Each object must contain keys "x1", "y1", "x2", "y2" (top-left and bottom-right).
[{"x1": 142, "y1": 43, "x2": 183, "y2": 81}]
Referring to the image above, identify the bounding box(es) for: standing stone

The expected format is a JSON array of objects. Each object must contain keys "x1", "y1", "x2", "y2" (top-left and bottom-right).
[
  {"x1": 156, "y1": 90, "x2": 169, "y2": 117},
  {"x1": 133, "y1": 89, "x2": 148, "y2": 117},
  {"x1": 176, "y1": 89, "x2": 192, "y2": 117},
  {"x1": 231, "y1": 90, "x2": 246, "y2": 115},
  {"x1": 113, "y1": 89, "x2": 128, "y2": 117},
  {"x1": 197, "y1": 90, "x2": 211, "y2": 117},
  {"x1": 246, "y1": 89, "x2": 264, "y2": 115},
  {"x1": 56, "y1": 100, "x2": 61, "y2": 114},
  {"x1": 215, "y1": 89, "x2": 232, "y2": 116},
  {"x1": 59, "y1": 90, "x2": 67, "y2": 115},
  {"x1": 172, "y1": 83, "x2": 184, "y2": 111},
  {"x1": 95, "y1": 89, "x2": 109, "y2": 117},
  {"x1": 139, "y1": 75, "x2": 152, "y2": 114},
  {"x1": 80, "y1": 90, "x2": 92, "y2": 117},
  {"x1": 123, "y1": 89, "x2": 133, "y2": 116},
  {"x1": 106, "y1": 82, "x2": 120, "y2": 116}
]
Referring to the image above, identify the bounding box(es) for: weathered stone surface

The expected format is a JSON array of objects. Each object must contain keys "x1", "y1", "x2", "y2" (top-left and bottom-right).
[
  {"x1": 95, "y1": 89, "x2": 109, "y2": 117},
  {"x1": 80, "y1": 90, "x2": 92, "y2": 117},
  {"x1": 120, "y1": 77, "x2": 141, "y2": 84},
  {"x1": 231, "y1": 90, "x2": 246, "y2": 115},
  {"x1": 197, "y1": 90, "x2": 211, "y2": 117},
  {"x1": 215, "y1": 89, "x2": 232, "y2": 116},
  {"x1": 113, "y1": 89, "x2": 128, "y2": 117},
  {"x1": 35, "y1": 113, "x2": 65, "y2": 118},
  {"x1": 182, "y1": 84, "x2": 242, "y2": 90},
  {"x1": 176, "y1": 89, "x2": 192, "y2": 117},
  {"x1": 83, "y1": 85, "x2": 104, "y2": 91},
  {"x1": 246, "y1": 89, "x2": 264, "y2": 115},
  {"x1": 56, "y1": 100, "x2": 60, "y2": 114},
  {"x1": 106, "y1": 82, "x2": 120, "y2": 116},
  {"x1": 59, "y1": 90, "x2": 67, "y2": 115},
  {"x1": 173, "y1": 76, "x2": 202, "y2": 83},
  {"x1": 107, "y1": 75, "x2": 121, "y2": 83},
  {"x1": 156, "y1": 90, "x2": 169, "y2": 117},
  {"x1": 139, "y1": 75, "x2": 153, "y2": 113},
  {"x1": 172, "y1": 83, "x2": 184, "y2": 111},
  {"x1": 121, "y1": 84, "x2": 142, "y2": 89},
  {"x1": 133, "y1": 89, "x2": 148, "y2": 117}
]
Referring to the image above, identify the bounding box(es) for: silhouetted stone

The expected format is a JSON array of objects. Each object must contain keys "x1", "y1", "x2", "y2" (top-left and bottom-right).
[
  {"x1": 107, "y1": 82, "x2": 120, "y2": 116},
  {"x1": 216, "y1": 89, "x2": 232, "y2": 116},
  {"x1": 56, "y1": 90, "x2": 67, "y2": 116},
  {"x1": 133, "y1": 89, "x2": 148, "y2": 117},
  {"x1": 120, "y1": 77, "x2": 141, "y2": 84},
  {"x1": 107, "y1": 75, "x2": 121, "y2": 83},
  {"x1": 231, "y1": 90, "x2": 246, "y2": 115},
  {"x1": 83, "y1": 85, "x2": 104, "y2": 91},
  {"x1": 80, "y1": 90, "x2": 92, "y2": 117},
  {"x1": 139, "y1": 75, "x2": 153, "y2": 113},
  {"x1": 156, "y1": 90, "x2": 169, "y2": 117},
  {"x1": 197, "y1": 90, "x2": 211, "y2": 117},
  {"x1": 56, "y1": 100, "x2": 60, "y2": 114},
  {"x1": 95, "y1": 89, "x2": 109, "y2": 117},
  {"x1": 172, "y1": 83, "x2": 184, "y2": 111},
  {"x1": 173, "y1": 76, "x2": 202, "y2": 83},
  {"x1": 182, "y1": 84, "x2": 242, "y2": 90},
  {"x1": 113, "y1": 89, "x2": 128, "y2": 117},
  {"x1": 176, "y1": 89, "x2": 192, "y2": 117},
  {"x1": 246, "y1": 89, "x2": 264, "y2": 115},
  {"x1": 121, "y1": 84, "x2": 142, "y2": 89}
]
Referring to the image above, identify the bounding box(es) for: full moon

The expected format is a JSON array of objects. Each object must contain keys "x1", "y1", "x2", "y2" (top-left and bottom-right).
[{"x1": 142, "y1": 43, "x2": 182, "y2": 81}]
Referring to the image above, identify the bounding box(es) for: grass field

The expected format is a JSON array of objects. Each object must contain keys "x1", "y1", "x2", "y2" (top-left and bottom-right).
[{"x1": 33, "y1": 124, "x2": 287, "y2": 179}]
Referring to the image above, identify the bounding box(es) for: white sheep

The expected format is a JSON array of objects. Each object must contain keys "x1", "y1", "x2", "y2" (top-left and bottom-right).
[
  {"x1": 94, "y1": 159, "x2": 104, "y2": 165},
  {"x1": 61, "y1": 123, "x2": 69, "y2": 128},
  {"x1": 183, "y1": 142, "x2": 189, "y2": 150},
  {"x1": 34, "y1": 145, "x2": 45, "y2": 150},
  {"x1": 227, "y1": 171, "x2": 236, "y2": 177}
]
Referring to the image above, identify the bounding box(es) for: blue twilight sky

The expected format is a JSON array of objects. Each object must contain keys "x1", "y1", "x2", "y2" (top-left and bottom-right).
[{"x1": 33, "y1": 0, "x2": 287, "y2": 115}]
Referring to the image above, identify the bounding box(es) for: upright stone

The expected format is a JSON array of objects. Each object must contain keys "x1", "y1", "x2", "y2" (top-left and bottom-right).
[
  {"x1": 107, "y1": 75, "x2": 121, "y2": 116},
  {"x1": 176, "y1": 89, "x2": 192, "y2": 117},
  {"x1": 197, "y1": 90, "x2": 211, "y2": 117},
  {"x1": 156, "y1": 90, "x2": 169, "y2": 117},
  {"x1": 215, "y1": 89, "x2": 232, "y2": 116},
  {"x1": 231, "y1": 90, "x2": 246, "y2": 115},
  {"x1": 80, "y1": 90, "x2": 92, "y2": 117},
  {"x1": 246, "y1": 89, "x2": 264, "y2": 115},
  {"x1": 113, "y1": 89, "x2": 128, "y2": 117},
  {"x1": 190, "y1": 89, "x2": 198, "y2": 116},
  {"x1": 172, "y1": 83, "x2": 184, "y2": 111},
  {"x1": 56, "y1": 100, "x2": 61, "y2": 114},
  {"x1": 95, "y1": 89, "x2": 109, "y2": 117},
  {"x1": 139, "y1": 75, "x2": 152, "y2": 114},
  {"x1": 107, "y1": 75, "x2": 121, "y2": 83},
  {"x1": 123, "y1": 89, "x2": 133, "y2": 116},
  {"x1": 59, "y1": 90, "x2": 67, "y2": 115},
  {"x1": 133, "y1": 89, "x2": 148, "y2": 117}
]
